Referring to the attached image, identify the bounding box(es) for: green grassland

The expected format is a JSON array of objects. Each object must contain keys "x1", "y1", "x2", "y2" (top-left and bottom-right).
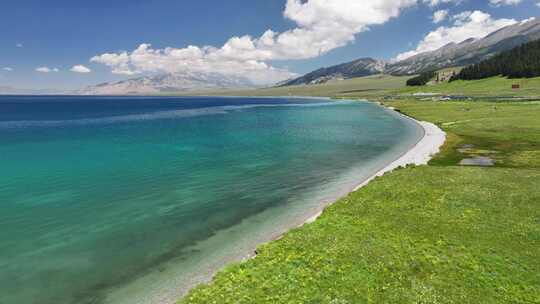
[
  {"x1": 386, "y1": 101, "x2": 540, "y2": 168},
  {"x1": 199, "y1": 74, "x2": 410, "y2": 98},
  {"x1": 397, "y1": 76, "x2": 540, "y2": 98},
  {"x1": 180, "y1": 99, "x2": 540, "y2": 303},
  {"x1": 198, "y1": 74, "x2": 540, "y2": 99}
]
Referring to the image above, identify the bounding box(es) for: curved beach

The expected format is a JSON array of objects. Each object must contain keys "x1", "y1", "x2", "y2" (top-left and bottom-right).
[
  {"x1": 0, "y1": 96, "x2": 445, "y2": 304},
  {"x1": 353, "y1": 108, "x2": 447, "y2": 190},
  {"x1": 306, "y1": 107, "x2": 446, "y2": 224},
  {"x1": 104, "y1": 103, "x2": 446, "y2": 304}
]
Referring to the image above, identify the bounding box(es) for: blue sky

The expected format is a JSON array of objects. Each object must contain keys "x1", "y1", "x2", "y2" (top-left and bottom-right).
[{"x1": 0, "y1": 0, "x2": 538, "y2": 89}]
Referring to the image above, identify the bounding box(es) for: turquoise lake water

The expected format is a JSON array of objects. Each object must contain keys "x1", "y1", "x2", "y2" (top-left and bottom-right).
[{"x1": 0, "y1": 96, "x2": 423, "y2": 304}]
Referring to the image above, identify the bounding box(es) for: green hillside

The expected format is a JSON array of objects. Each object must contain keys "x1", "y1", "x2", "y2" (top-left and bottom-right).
[{"x1": 453, "y1": 39, "x2": 540, "y2": 81}]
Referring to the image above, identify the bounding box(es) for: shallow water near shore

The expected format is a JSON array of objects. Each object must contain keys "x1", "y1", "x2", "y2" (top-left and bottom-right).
[{"x1": 0, "y1": 96, "x2": 423, "y2": 304}]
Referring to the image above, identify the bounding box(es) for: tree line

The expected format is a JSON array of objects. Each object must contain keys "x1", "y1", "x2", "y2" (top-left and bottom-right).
[
  {"x1": 406, "y1": 70, "x2": 436, "y2": 86},
  {"x1": 451, "y1": 39, "x2": 540, "y2": 81}
]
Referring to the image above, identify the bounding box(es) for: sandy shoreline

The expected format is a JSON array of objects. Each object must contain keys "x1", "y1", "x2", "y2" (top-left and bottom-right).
[
  {"x1": 106, "y1": 102, "x2": 446, "y2": 304},
  {"x1": 176, "y1": 103, "x2": 446, "y2": 302},
  {"x1": 305, "y1": 106, "x2": 446, "y2": 224}
]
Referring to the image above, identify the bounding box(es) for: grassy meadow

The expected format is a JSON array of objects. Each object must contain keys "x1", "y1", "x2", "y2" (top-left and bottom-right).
[
  {"x1": 397, "y1": 76, "x2": 540, "y2": 98},
  {"x1": 386, "y1": 101, "x2": 540, "y2": 168},
  {"x1": 198, "y1": 74, "x2": 540, "y2": 99},
  {"x1": 179, "y1": 75, "x2": 540, "y2": 303},
  {"x1": 199, "y1": 74, "x2": 410, "y2": 98}
]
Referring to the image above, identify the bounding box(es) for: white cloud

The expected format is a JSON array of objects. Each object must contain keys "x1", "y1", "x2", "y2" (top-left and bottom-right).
[
  {"x1": 423, "y1": 0, "x2": 463, "y2": 7},
  {"x1": 395, "y1": 10, "x2": 516, "y2": 61},
  {"x1": 432, "y1": 9, "x2": 449, "y2": 23},
  {"x1": 16, "y1": 43, "x2": 23, "y2": 48},
  {"x1": 35, "y1": 66, "x2": 60, "y2": 73},
  {"x1": 489, "y1": 0, "x2": 522, "y2": 6},
  {"x1": 2, "y1": 67, "x2": 13, "y2": 72},
  {"x1": 70, "y1": 65, "x2": 92, "y2": 73},
  {"x1": 91, "y1": 0, "x2": 417, "y2": 84}
]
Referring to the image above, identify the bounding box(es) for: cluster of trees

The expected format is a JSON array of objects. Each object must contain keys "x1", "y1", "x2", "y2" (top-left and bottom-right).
[
  {"x1": 406, "y1": 70, "x2": 436, "y2": 86},
  {"x1": 451, "y1": 39, "x2": 540, "y2": 81}
]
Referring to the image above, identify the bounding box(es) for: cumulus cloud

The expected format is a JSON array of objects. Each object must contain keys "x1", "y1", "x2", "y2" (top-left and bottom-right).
[
  {"x1": 70, "y1": 65, "x2": 92, "y2": 73},
  {"x1": 395, "y1": 10, "x2": 516, "y2": 60},
  {"x1": 16, "y1": 43, "x2": 23, "y2": 48},
  {"x1": 35, "y1": 66, "x2": 60, "y2": 73},
  {"x1": 91, "y1": 0, "x2": 417, "y2": 84},
  {"x1": 423, "y1": 0, "x2": 463, "y2": 7},
  {"x1": 2, "y1": 67, "x2": 13, "y2": 72},
  {"x1": 432, "y1": 9, "x2": 449, "y2": 23},
  {"x1": 489, "y1": 0, "x2": 522, "y2": 6}
]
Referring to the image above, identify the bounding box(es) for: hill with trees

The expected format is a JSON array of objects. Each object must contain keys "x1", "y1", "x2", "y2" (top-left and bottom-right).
[
  {"x1": 451, "y1": 39, "x2": 540, "y2": 81},
  {"x1": 406, "y1": 71, "x2": 436, "y2": 86},
  {"x1": 281, "y1": 18, "x2": 540, "y2": 87}
]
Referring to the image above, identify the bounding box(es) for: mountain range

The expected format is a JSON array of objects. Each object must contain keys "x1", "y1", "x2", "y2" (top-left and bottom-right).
[
  {"x1": 0, "y1": 85, "x2": 61, "y2": 95},
  {"x1": 282, "y1": 58, "x2": 386, "y2": 86},
  {"x1": 5, "y1": 17, "x2": 537, "y2": 95},
  {"x1": 283, "y1": 17, "x2": 540, "y2": 86},
  {"x1": 75, "y1": 72, "x2": 254, "y2": 95}
]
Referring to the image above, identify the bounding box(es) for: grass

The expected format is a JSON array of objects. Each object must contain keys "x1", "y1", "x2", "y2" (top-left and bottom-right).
[
  {"x1": 180, "y1": 100, "x2": 540, "y2": 304},
  {"x1": 397, "y1": 76, "x2": 540, "y2": 98},
  {"x1": 384, "y1": 101, "x2": 540, "y2": 168},
  {"x1": 194, "y1": 74, "x2": 540, "y2": 99},
  {"x1": 197, "y1": 74, "x2": 411, "y2": 98}
]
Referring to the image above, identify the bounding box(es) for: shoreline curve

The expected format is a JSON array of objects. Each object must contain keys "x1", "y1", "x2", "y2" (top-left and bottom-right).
[
  {"x1": 177, "y1": 102, "x2": 447, "y2": 302},
  {"x1": 107, "y1": 100, "x2": 446, "y2": 304},
  {"x1": 305, "y1": 104, "x2": 446, "y2": 223}
]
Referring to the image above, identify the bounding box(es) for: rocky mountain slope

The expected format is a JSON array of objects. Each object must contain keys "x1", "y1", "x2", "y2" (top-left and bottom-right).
[
  {"x1": 386, "y1": 17, "x2": 540, "y2": 75},
  {"x1": 283, "y1": 17, "x2": 540, "y2": 86},
  {"x1": 281, "y1": 58, "x2": 386, "y2": 86},
  {"x1": 74, "y1": 18, "x2": 540, "y2": 92},
  {"x1": 76, "y1": 72, "x2": 254, "y2": 95}
]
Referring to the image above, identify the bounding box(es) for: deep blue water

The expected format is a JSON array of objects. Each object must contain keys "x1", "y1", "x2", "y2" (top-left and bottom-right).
[{"x1": 0, "y1": 96, "x2": 422, "y2": 304}]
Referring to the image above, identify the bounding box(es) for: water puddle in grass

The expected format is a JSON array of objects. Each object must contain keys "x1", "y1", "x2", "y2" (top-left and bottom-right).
[
  {"x1": 459, "y1": 156, "x2": 495, "y2": 167},
  {"x1": 457, "y1": 144, "x2": 496, "y2": 167}
]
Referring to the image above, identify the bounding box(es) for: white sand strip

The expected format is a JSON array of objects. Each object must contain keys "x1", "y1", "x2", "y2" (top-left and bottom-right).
[
  {"x1": 354, "y1": 119, "x2": 446, "y2": 190},
  {"x1": 305, "y1": 109, "x2": 446, "y2": 224},
  {"x1": 108, "y1": 104, "x2": 446, "y2": 304}
]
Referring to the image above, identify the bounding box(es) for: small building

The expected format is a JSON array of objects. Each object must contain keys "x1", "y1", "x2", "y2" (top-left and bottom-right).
[{"x1": 512, "y1": 84, "x2": 520, "y2": 89}]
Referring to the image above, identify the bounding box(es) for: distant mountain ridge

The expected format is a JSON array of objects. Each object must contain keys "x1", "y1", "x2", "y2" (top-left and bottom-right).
[
  {"x1": 281, "y1": 58, "x2": 386, "y2": 86},
  {"x1": 76, "y1": 72, "x2": 255, "y2": 95},
  {"x1": 72, "y1": 17, "x2": 540, "y2": 93},
  {"x1": 386, "y1": 18, "x2": 540, "y2": 75},
  {"x1": 283, "y1": 17, "x2": 540, "y2": 86},
  {"x1": 0, "y1": 85, "x2": 62, "y2": 95},
  {"x1": 451, "y1": 37, "x2": 540, "y2": 80}
]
